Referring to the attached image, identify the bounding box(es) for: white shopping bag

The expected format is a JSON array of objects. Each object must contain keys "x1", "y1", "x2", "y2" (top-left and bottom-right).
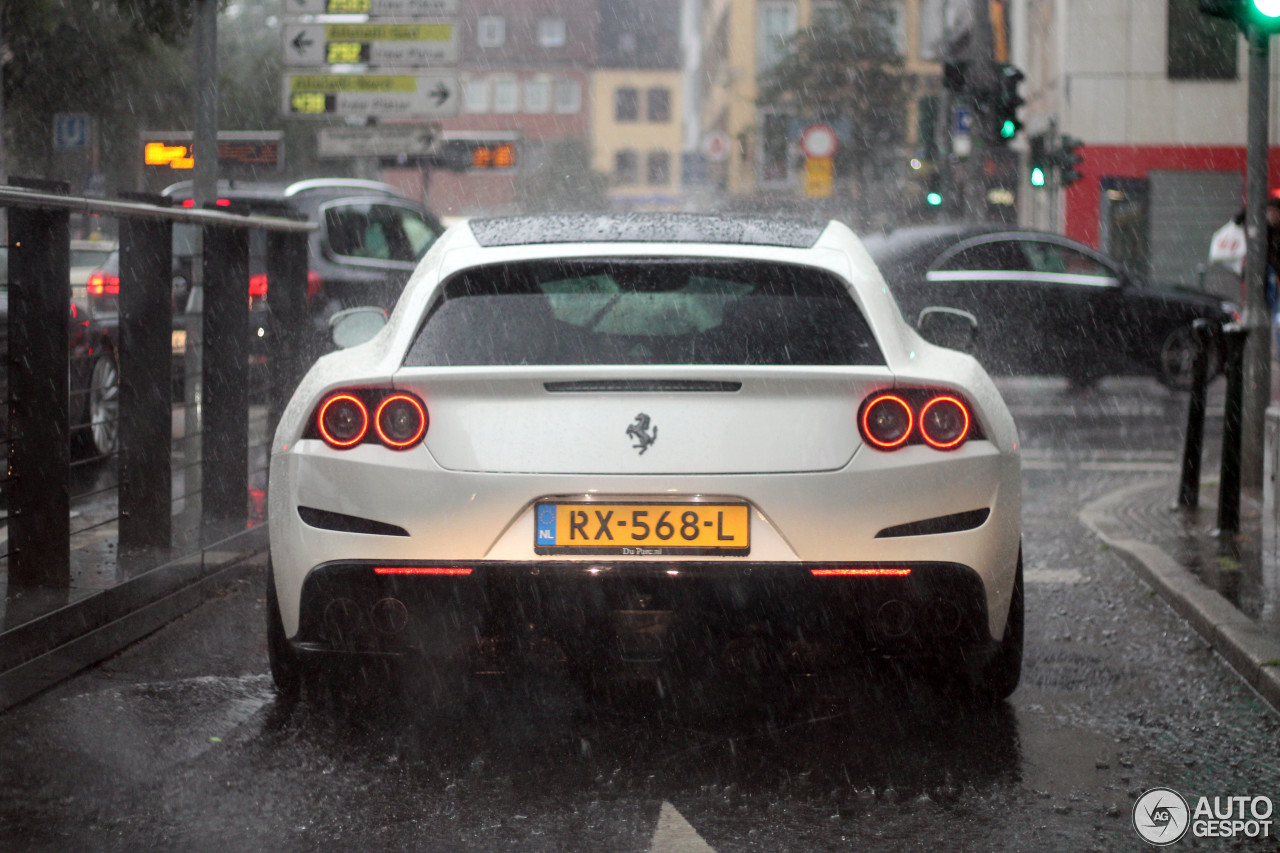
[{"x1": 1209, "y1": 218, "x2": 1246, "y2": 275}]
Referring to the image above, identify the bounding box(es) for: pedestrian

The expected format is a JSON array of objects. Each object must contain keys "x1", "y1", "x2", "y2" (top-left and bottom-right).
[{"x1": 1267, "y1": 198, "x2": 1280, "y2": 352}]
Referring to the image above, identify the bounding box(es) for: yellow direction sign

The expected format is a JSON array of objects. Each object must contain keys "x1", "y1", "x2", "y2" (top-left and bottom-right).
[
  {"x1": 805, "y1": 156, "x2": 834, "y2": 198},
  {"x1": 283, "y1": 73, "x2": 459, "y2": 118},
  {"x1": 283, "y1": 22, "x2": 458, "y2": 67}
]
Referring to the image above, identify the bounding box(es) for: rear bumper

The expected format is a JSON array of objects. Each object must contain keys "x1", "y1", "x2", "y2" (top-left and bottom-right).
[{"x1": 289, "y1": 559, "x2": 995, "y2": 671}]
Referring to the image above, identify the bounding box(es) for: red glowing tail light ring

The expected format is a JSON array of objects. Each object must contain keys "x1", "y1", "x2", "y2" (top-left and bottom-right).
[
  {"x1": 317, "y1": 394, "x2": 369, "y2": 448},
  {"x1": 374, "y1": 393, "x2": 428, "y2": 449},
  {"x1": 860, "y1": 393, "x2": 914, "y2": 450},
  {"x1": 919, "y1": 395, "x2": 971, "y2": 450}
]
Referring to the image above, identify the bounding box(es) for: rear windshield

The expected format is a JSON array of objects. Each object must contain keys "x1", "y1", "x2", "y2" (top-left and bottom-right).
[{"x1": 403, "y1": 259, "x2": 885, "y2": 366}]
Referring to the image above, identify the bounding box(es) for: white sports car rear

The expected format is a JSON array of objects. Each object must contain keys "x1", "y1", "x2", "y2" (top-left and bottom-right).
[{"x1": 266, "y1": 214, "x2": 1023, "y2": 702}]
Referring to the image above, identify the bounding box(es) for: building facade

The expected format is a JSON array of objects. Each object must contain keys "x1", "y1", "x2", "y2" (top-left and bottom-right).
[{"x1": 1015, "y1": 0, "x2": 1280, "y2": 292}]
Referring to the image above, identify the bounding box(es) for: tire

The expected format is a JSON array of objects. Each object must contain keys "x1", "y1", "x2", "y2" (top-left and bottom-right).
[
  {"x1": 976, "y1": 551, "x2": 1023, "y2": 702},
  {"x1": 1157, "y1": 324, "x2": 1219, "y2": 391},
  {"x1": 266, "y1": 559, "x2": 305, "y2": 702},
  {"x1": 85, "y1": 352, "x2": 119, "y2": 457}
]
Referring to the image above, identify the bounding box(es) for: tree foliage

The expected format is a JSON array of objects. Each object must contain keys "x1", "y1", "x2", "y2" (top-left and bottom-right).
[
  {"x1": 515, "y1": 137, "x2": 611, "y2": 213},
  {"x1": 756, "y1": 0, "x2": 908, "y2": 180},
  {"x1": 3, "y1": 0, "x2": 197, "y2": 189}
]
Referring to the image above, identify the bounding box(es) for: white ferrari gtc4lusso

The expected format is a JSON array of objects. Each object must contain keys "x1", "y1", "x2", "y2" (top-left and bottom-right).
[{"x1": 266, "y1": 214, "x2": 1023, "y2": 702}]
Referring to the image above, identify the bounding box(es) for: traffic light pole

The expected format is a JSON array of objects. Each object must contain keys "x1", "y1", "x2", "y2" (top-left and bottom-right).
[{"x1": 1240, "y1": 21, "x2": 1271, "y2": 490}]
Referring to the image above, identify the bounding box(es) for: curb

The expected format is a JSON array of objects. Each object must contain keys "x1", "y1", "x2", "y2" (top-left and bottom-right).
[{"x1": 1080, "y1": 481, "x2": 1280, "y2": 712}]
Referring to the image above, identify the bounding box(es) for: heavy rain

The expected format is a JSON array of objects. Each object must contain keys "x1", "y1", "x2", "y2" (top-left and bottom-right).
[{"x1": 0, "y1": 1, "x2": 1279, "y2": 851}]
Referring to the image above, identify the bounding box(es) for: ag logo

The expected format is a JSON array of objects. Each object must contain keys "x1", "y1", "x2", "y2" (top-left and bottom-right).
[{"x1": 1133, "y1": 787, "x2": 1190, "y2": 846}]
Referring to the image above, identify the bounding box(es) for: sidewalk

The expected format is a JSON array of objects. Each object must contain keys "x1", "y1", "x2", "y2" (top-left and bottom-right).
[{"x1": 1081, "y1": 468, "x2": 1280, "y2": 711}]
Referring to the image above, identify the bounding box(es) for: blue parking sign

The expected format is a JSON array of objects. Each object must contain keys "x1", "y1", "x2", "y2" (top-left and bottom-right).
[{"x1": 54, "y1": 114, "x2": 89, "y2": 151}]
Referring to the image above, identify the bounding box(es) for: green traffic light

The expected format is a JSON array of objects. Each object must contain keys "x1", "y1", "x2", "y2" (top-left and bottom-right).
[
  {"x1": 1254, "y1": 0, "x2": 1280, "y2": 18},
  {"x1": 926, "y1": 192, "x2": 943, "y2": 206},
  {"x1": 1000, "y1": 119, "x2": 1017, "y2": 139},
  {"x1": 1030, "y1": 167, "x2": 1045, "y2": 187}
]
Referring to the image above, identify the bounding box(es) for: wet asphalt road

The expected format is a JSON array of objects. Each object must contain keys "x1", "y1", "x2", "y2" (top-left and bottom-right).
[{"x1": 1, "y1": 377, "x2": 1279, "y2": 852}]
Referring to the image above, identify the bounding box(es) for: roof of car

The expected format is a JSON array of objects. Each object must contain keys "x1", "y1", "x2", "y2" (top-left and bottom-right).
[
  {"x1": 160, "y1": 178, "x2": 410, "y2": 202},
  {"x1": 467, "y1": 213, "x2": 826, "y2": 249}
]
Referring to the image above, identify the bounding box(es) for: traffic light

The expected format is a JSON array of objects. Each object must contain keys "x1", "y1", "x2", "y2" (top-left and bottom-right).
[
  {"x1": 1200, "y1": 0, "x2": 1280, "y2": 33},
  {"x1": 994, "y1": 65, "x2": 1025, "y2": 141},
  {"x1": 1029, "y1": 134, "x2": 1047, "y2": 188},
  {"x1": 1054, "y1": 136, "x2": 1084, "y2": 188}
]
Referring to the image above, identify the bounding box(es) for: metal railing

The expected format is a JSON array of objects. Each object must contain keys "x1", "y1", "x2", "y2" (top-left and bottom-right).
[{"x1": 1, "y1": 178, "x2": 316, "y2": 589}]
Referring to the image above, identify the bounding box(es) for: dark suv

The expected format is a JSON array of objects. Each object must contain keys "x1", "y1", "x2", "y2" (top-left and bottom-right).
[{"x1": 82, "y1": 178, "x2": 444, "y2": 456}]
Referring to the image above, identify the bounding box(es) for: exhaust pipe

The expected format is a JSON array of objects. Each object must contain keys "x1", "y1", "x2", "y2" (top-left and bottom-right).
[
  {"x1": 371, "y1": 598, "x2": 409, "y2": 635},
  {"x1": 875, "y1": 600, "x2": 913, "y2": 639}
]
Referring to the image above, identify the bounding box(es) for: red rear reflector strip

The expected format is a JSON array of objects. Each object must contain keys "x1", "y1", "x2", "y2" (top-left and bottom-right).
[
  {"x1": 810, "y1": 568, "x2": 913, "y2": 577},
  {"x1": 373, "y1": 567, "x2": 472, "y2": 576}
]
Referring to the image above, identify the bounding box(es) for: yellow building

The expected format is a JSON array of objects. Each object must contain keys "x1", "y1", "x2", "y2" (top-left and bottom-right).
[
  {"x1": 592, "y1": 69, "x2": 686, "y2": 210},
  {"x1": 698, "y1": 0, "x2": 942, "y2": 204}
]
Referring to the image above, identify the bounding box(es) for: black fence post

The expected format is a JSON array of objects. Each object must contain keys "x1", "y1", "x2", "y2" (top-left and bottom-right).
[
  {"x1": 266, "y1": 226, "x2": 311, "y2": 432},
  {"x1": 7, "y1": 179, "x2": 71, "y2": 587},
  {"x1": 117, "y1": 204, "x2": 174, "y2": 552},
  {"x1": 1217, "y1": 324, "x2": 1249, "y2": 537},
  {"x1": 202, "y1": 221, "x2": 250, "y2": 537},
  {"x1": 1177, "y1": 319, "x2": 1217, "y2": 509}
]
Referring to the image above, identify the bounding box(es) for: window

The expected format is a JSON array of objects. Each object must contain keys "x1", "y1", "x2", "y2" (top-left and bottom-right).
[
  {"x1": 1168, "y1": 0, "x2": 1237, "y2": 79},
  {"x1": 462, "y1": 77, "x2": 490, "y2": 113},
  {"x1": 524, "y1": 78, "x2": 551, "y2": 114},
  {"x1": 477, "y1": 15, "x2": 505, "y2": 48},
  {"x1": 403, "y1": 259, "x2": 885, "y2": 367},
  {"x1": 647, "y1": 151, "x2": 671, "y2": 185},
  {"x1": 492, "y1": 76, "x2": 519, "y2": 113},
  {"x1": 933, "y1": 240, "x2": 1027, "y2": 273},
  {"x1": 647, "y1": 88, "x2": 671, "y2": 122},
  {"x1": 554, "y1": 79, "x2": 582, "y2": 114},
  {"x1": 615, "y1": 150, "x2": 639, "y2": 184},
  {"x1": 324, "y1": 203, "x2": 440, "y2": 263},
  {"x1": 618, "y1": 32, "x2": 637, "y2": 53},
  {"x1": 1020, "y1": 241, "x2": 1118, "y2": 281},
  {"x1": 615, "y1": 87, "x2": 639, "y2": 121},
  {"x1": 811, "y1": 1, "x2": 849, "y2": 32},
  {"x1": 757, "y1": 1, "x2": 797, "y2": 71},
  {"x1": 537, "y1": 18, "x2": 566, "y2": 48}
]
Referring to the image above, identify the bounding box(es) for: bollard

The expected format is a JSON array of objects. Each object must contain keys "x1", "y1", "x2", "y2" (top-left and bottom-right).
[
  {"x1": 1217, "y1": 323, "x2": 1249, "y2": 536},
  {"x1": 1177, "y1": 320, "x2": 1218, "y2": 508}
]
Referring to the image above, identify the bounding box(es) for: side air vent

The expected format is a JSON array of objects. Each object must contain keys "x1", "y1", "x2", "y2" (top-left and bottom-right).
[
  {"x1": 298, "y1": 506, "x2": 410, "y2": 537},
  {"x1": 874, "y1": 508, "x2": 990, "y2": 539}
]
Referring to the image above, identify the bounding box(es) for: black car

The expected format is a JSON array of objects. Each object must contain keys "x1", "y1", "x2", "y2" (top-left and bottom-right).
[
  {"x1": 81, "y1": 179, "x2": 445, "y2": 455},
  {"x1": 862, "y1": 224, "x2": 1240, "y2": 389}
]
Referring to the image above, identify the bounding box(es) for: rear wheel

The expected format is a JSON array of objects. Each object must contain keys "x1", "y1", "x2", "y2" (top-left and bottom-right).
[
  {"x1": 266, "y1": 560, "x2": 305, "y2": 702},
  {"x1": 1158, "y1": 324, "x2": 1218, "y2": 391},
  {"x1": 86, "y1": 352, "x2": 119, "y2": 457},
  {"x1": 975, "y1": 552, "x2": 1023, "y2": 702}
]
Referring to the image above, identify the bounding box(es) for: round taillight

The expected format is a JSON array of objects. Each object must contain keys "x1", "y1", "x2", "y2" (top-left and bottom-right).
[
  {"x1": 920, "y1": 395, "x2": 970, "y2": 450},
  {"x1": 375, "y1": 394, "x2": 427, "y2": 449},
  {"x1": 318, "y1": 394, "x2": 369, "y2": 448},
  {"x1": 861, "y1": 394, "x2": 913, "y2": 450}
]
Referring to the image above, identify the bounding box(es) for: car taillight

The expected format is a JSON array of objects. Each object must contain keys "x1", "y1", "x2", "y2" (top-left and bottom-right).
[
  {"x1": 311, "y1": 389, "x2": 428, "y2": 450},
  {"x1": 859, "y1": 389, "x2": 975, "y2": 451},
  {"x1": 248, "y1": 273, "x2": 268, "y2": 299},
  {"x1": 317, "y1": 394, "x2": 369, "y2": 448},
  {"x1": 375, "y1": 394, "x2": 428, "y2": 449},
  {"x1": 307, "y1": 269, "x2": 323, "y2": 303},
  {"x1": 87, "y1": 271, "x2": 120, "y2": 296},
  {"x1": 919, "y1": 396, "x2": 970, "y2": 449},
  {"x1": 860, "y1": 393, "x2": 913, "y2": 449}
]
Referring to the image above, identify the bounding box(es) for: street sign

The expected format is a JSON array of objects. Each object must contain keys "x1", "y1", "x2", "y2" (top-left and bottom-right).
[
  {"x1": 284, "y1": 0, "x2": 459, "y2": 16},
  {"x1": 800, "y1": 123, "x2": 837, "y2": 159},
  {"x1": 53, "y1": 113, "x2": 89, "y2": 151},
  {"x1": 317, "y1": 125, "x2": 437, "y2": 158},
  {"x1": 283, "y1": 72, "x2": 459, "y2": 118},
  {"x1": 700, "y1": 130, "x2": 732, "y2": 163},
  {"x1": 804, "y1": 156, "x2": 834, "y2": 198},
  {"x1": 140, "y1": 131, "x2": 284, "y2": 171},
  {"x1": 283, "y1": 22, "x2": 458, "y2": 67}
]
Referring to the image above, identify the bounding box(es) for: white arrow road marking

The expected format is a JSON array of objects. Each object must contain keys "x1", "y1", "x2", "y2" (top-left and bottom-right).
[{"x1": 649, "y1": 801, "x2": 716, "y2": 853}]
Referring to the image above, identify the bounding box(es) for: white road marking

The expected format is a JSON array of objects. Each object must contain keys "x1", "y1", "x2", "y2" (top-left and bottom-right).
[
  {"x1": 649, "y1": 801, "x2": 716, "y2": 853},
  {"x1": 1025, "y1": 568, "x2": 1086, "y2": 585}
]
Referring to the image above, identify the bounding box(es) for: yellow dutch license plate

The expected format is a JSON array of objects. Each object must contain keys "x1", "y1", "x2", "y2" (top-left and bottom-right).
[{"x1": 534, "y1": 501, "x2": 750, "y2": 556}]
